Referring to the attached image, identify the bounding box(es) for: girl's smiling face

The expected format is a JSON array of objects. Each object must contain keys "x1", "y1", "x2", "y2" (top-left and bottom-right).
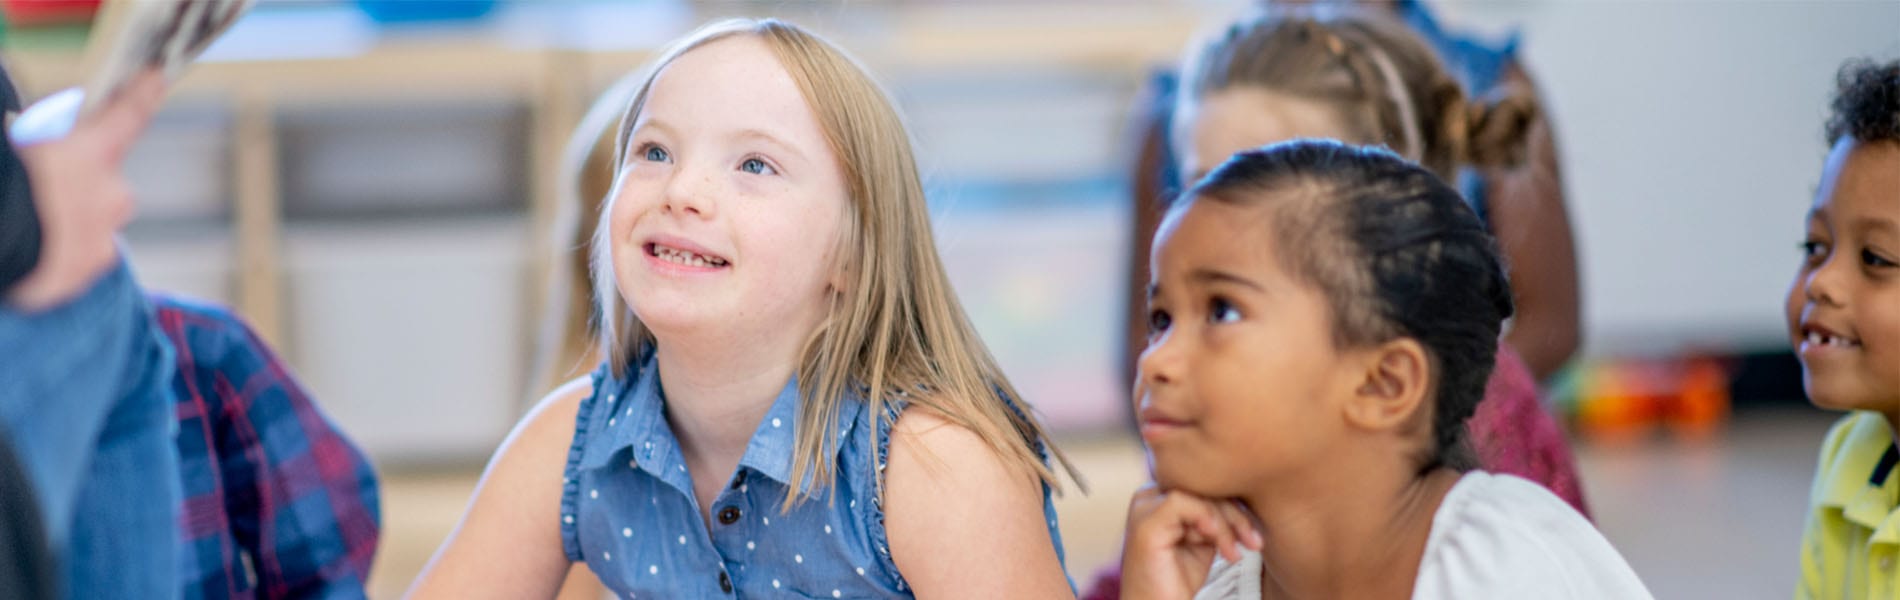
[
  {"x1": 609, "y1": 35, "x2": 850, "y2": 341},
  {"x1": 1786, "y1": 139, "x2": 1900, "y2": 415},
  {"x1": 1137, "y1": 196, "x2": 1365, "y2": 497}
]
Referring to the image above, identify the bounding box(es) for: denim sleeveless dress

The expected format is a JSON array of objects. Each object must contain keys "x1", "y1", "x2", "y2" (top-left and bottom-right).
[{"x1": 560, "y1": 348, "x2": 1069, "y2": 598}]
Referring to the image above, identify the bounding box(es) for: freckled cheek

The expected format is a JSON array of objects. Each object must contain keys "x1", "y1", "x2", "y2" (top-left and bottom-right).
[{"x1": 730, "y1": 217, "x2": 812, "y2": 279}]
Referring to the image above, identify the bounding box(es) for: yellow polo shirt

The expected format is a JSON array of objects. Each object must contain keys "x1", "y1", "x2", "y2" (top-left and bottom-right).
[{"x1": 1800, "y1": 411, "x2": 1900, "y2": 600}]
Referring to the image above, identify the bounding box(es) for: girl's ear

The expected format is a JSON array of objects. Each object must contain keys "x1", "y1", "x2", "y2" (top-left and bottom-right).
[
  {"x1": 828, "y1": 205, "x2": 856, "y2": 294},
  {"x1": 1341, "y1": 338, "x2": 1432, "y2": 433},
  {"x1": 828, "y1": 253, "x2": 852, "y2": 294}
]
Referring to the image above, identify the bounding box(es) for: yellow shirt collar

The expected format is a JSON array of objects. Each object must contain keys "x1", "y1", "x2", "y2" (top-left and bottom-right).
[{"x1": 1818, "y1": 412, "x2": 1900, "y2": 539}]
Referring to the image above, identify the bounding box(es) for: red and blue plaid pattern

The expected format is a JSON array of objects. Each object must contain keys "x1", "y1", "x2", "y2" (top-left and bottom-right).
[{"x1": 154, "y1": 295, "x2": 380, "y2": 599}]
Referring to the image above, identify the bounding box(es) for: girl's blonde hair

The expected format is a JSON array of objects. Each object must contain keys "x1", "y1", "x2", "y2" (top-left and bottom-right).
[
  {"x1": 592, "y1": 18, "x2": 1078, "y2": 505},
  {"x1": 530, "y1": 70, "x2": 644, "y2": 397}
]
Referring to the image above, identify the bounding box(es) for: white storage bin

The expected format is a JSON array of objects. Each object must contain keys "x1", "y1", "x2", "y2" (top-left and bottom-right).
[{"x1": 282, "y1": 216, "x2": 530, "y2": 466}]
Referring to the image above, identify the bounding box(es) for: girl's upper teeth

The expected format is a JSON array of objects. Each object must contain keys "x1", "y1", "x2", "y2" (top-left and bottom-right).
[
  {"x1": 655, "y1": 245, "x2": 725, "y2": 266},
  {"x1": 1807, "y1": 331, "x2": 1859, "y2": 347}
]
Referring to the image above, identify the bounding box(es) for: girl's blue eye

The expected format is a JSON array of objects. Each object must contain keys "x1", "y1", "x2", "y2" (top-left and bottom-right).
[
  {"x1": 1865, "y1": 248, "x2": 1896, "y2": 268},
  {"x1": 642, "y1": 144, "x2": 669, "y2": 163},
  {"x1": 1208, "y1": 298, "x2": 1241, "y2": 324},
  {"x1": 1147, "y1": 309, "x2": 1172, "y2": 337},
  {"x1": 740, "y1": 157, "x2": 775, "y2": 175}
]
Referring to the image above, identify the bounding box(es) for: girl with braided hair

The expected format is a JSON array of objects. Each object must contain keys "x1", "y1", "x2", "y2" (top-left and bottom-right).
[
  {"x1": 1151, "y1": 8, "x2": 1587, "y2": 514},
  {"x1": 1118, "y1": 139, "x2": 1650, "y2": 600}
]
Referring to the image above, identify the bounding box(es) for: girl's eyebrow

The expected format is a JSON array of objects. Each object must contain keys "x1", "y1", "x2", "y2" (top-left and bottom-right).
[
  {"x1": 635, "y1": 118, "x2": 678, "y2": 139},
  {"x1": 1190, "y1": 268, "x2": 1265, "y2": 293},
  {"x1": 733, "y1": 128, "x2": 810, "y2": 163},
  {"x1": 1853, "y1": 215, "x2": 1897, "y2": 234},
  {"x1": 1148, "y1": 269, "x2": 1267, "y2": 302}
]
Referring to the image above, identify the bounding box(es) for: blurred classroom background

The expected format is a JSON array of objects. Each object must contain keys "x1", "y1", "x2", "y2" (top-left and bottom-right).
[{"x1": 5, "y1": 0, "x2": 1899, "y2": 597}]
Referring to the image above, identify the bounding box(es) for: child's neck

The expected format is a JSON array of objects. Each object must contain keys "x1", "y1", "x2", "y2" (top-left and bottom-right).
[
  {"x1": 1881, "y1": 408, "x2": 1900, "y2": 448},
  {"x1": 653, "y1": 327, "x2": 809, "y2": 516},
  {"x1": 1243, "y1": 459, "x2": 1462, "y2": 599}
]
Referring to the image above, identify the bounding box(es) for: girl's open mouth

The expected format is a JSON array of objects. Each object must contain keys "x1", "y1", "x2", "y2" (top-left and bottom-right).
[{"x1": 646, "y1": 242, "x2": 730, "y2": 269}]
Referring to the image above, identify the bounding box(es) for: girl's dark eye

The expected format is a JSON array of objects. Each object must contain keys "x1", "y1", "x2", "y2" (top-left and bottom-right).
[
  {"x1": 1801, "y1": 240, "x2": 1828, "y2": 263},
  {"x1": 1147, "y1": 309, "x2": 1173, "y2": 337},
  {"x1": 1866, "y1": 248, "x2": 1897, "y2": 268},
  {"x1": 740, "y1": 157, "x2": 776, "y2": 175},
  {"x1": 641, "y1": 144, "x2": 670, "y2": 163},
  {"x1": 1208, "y1": 297, "x2": 1241, "y2": 324}
]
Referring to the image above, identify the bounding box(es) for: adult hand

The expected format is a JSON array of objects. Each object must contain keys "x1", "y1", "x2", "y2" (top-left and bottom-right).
[{"x1": 6, "y1": 71, "x2": 167, "y2": 311}]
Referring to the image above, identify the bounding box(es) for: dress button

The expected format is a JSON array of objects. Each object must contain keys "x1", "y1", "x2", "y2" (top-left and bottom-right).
[
  {"x1": 718, "y1": 506, "x2": 741, "y2": 525},
  {"x1": 1883, "y1": 555, "x2": 1895, "y2": 570},
  {"x1": 719, "y1": 571, "x2": 733, "y2": 593}
]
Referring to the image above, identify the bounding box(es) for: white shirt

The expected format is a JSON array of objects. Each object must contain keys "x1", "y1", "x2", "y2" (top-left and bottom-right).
[{"x1": 1194, "y1": 471, "x2": 1653, "y2": 599}]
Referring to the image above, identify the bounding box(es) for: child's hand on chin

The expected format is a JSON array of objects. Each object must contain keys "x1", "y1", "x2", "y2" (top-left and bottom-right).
[{"x1": 1119, "y1": 485, "x2": 1264, "y2": 599}]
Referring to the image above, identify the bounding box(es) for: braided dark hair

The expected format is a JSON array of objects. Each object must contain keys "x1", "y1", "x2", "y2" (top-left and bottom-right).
[
  {"x1": 1185, "y1": 139, "x2": 1514, "y2": 473},
  {"x1": 1826, "y1": 58, "x2": 1900, "y2": 145}
]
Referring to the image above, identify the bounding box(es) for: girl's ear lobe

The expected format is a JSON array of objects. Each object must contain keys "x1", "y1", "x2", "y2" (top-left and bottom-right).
[
  {"x1": 829, "y1": 262, "x2": 851, "y2": 294},
  {"x1": 1342, "y1": 339, "x2": 1431, "y2": 432}
]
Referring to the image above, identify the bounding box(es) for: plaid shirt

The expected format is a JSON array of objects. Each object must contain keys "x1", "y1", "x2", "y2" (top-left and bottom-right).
[{"x1": 153, "y1": 295, "x2": 381, "y2": 599}]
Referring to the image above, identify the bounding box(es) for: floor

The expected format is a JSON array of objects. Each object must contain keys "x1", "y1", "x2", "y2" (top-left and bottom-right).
[{"x1": 368, "y1": 407, "x2": 1838, "y2": 598}]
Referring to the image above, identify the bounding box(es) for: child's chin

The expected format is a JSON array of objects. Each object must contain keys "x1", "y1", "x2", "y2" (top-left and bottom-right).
[
  {"x1": 1804, "y1": 376, "x2": 1877, "y2": 413},
  {"x1": 1148, "y1": 460, "x2": 1195, "y2": 491},
  {"x1": 1150, "y1": 462, "x2": 1228, "y2": 498}
]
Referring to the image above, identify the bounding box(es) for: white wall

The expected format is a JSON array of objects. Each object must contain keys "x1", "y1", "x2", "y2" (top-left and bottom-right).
[{"x1": 1438, "y1": 1, "x2": 1900, "y2": 357}]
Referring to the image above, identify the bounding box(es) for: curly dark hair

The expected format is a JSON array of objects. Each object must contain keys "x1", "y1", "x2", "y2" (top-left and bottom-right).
[
  {"x1": 1826, "y1": 58, "x2": 1900, "y2": 145},
  {"x1": 1184, "y1": 139, "x2": 1513, "y2": 473}
]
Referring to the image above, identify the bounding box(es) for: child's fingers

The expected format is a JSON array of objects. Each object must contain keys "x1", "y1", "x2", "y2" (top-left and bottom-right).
[
  {"x1": 83, "y1": 70, "x2": 168, "y2": 161},
  {"x1": 1127, "y1": 487, "x2": 1216, "y2": 548},
  {"x1": 1172, "y1": 495, "x2": 1245, "y2": 563},
  {"x1": 1217, "y1": 499, "x2": 1264, "y2": 550},
  {"x1": 1128, "y1": 487, "x2": 1257, "y2": 563},
  {"x1": 1123, "y1": 486, "x2": 1183, "y2": 554},
  {"x1": 1125, "y1": 485, "x2": 1169, "y2": 526}
]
